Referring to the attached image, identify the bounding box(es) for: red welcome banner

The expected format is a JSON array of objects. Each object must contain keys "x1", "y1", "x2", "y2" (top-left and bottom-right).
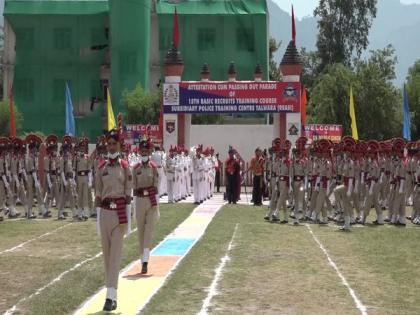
[
  {"x1": 163, "y1": 81, "x2": 301, "y2": 113},
  {"x1": 122, "y1": 125, "x2": 162, "y2": 145},
  {"x1": 303, "y1": 124, "x2": 343, "y2": 143}
]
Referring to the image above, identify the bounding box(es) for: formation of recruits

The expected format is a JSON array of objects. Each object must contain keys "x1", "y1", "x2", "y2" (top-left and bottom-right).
[
  {"x1": 0, "y1": 134, "x2": 219, "y2": 222},
  {"x1": 264, "y1": 136, "x2": 420, "y2": 231}
]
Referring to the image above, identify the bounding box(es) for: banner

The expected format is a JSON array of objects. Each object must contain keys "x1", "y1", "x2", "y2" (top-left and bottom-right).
[
  {"x1": 163, "y1": 81, "x2": 301, "y2": 114},
  {"x1": 303, "y1": 124, "x2": 342, "y2": 143},
  {"x1": 122, "y1": 125, "x2": 162, "y2": 145}
]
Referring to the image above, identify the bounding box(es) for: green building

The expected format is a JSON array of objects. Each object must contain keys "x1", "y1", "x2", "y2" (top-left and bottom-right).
[{"x1": 3, "y1": 0, "x2": 268, "y2": 139}]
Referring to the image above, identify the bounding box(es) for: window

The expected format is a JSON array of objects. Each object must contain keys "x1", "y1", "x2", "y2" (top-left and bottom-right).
[
  {"x1": 54, "y1": 28, "x2": 72, "y2": 50},
  {"x1": 16, "y1": 78, "x2": 34, "y2": 102},
  {"x1": 198, "y1": 28, "x2": 216, "y2": 51},
  {"x1": 53, "y1": 79, "x2": 70, "y2": 102},
  {"x1": 236, "y1": 28, "x2": 254, "y2": 52},
  {"x1": 15, "y1": 28, "x2": 34, "y2": 50},
  {"x1": 119, "y1": 51, "x2": 137, "y2": 76}
]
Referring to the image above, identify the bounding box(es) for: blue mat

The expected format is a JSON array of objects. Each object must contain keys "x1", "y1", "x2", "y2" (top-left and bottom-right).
[{"x1": 152, "y1": 238, "x2": 195, "y2": 256}]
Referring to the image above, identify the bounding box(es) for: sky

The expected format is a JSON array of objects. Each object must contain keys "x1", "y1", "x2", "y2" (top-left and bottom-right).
[{"x1": 272, "y1": 0, "x2": 420, "y2": 18}]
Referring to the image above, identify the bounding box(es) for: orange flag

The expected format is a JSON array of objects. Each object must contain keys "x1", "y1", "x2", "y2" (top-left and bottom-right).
[
  {"x1": 301, "y1": 87, "x2": 307, "y2": 126},
  {"x1": 9, "y1": 86, "x2": 16, "y2": 138}
]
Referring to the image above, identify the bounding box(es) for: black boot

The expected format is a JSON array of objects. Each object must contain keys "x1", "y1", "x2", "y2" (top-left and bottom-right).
[
  {"x1": 103, "y1": 299, "x2": 117, "y2": 311},
  {"x1": 141, "y1": 262, "x2": 148, "y2": 274}
]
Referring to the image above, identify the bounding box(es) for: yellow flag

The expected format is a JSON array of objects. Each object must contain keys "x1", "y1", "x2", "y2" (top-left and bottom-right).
[
  {"x1": 107, "y1": 88, "x2": 116, "y2": 131},
  {"x1": 349, "y1": 86, "x2": 359, "y2": 140}
]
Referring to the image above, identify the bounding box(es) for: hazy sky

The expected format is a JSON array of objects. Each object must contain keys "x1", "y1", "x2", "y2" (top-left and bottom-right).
[{"x1": 273, "y1": 0, "x2": 420, "y2": 18}]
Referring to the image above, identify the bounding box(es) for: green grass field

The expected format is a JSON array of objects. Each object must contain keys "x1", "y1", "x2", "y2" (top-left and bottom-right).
[
  {"x1": 144, "y1": 204, "x2": 420, "y2": 315},
  {"x1": 0, "y1": 204, "x2": 196, "y2": 315},
  {"x1": 1, "y1": 202, "x2": 419, "y2": 315}
]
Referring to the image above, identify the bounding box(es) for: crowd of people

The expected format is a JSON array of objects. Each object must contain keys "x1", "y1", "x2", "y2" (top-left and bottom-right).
[{"x1": 247, "y1": 137, "x2": 420, "y2": 231}]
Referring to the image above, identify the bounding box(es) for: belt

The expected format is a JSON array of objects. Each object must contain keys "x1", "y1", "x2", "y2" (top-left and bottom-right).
[
  {"x1": 385, "y1": 171, "x2": 391, "y2": 175},
  {"x1": 49, "y1": 170, "x2": 59, "y2": 176},
  {"x1": 134, "y1": 187, "x2": 158, "y2": 206},
  {"x1": 279, "y1": 176, "x2": 289, "y2": 181},
  {"x1": 77, "y1": 171, "x2": 89, "y2": 176},
  {"x1": 294, "y1": 176, "x2": 303, "y2": 181},
  {"x1": 101, "y1": 197, "x2": 127, "y2": 224}
]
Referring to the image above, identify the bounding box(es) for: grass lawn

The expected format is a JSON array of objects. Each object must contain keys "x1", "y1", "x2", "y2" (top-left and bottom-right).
[
  {"x1": 0, "y1": 203, "x2": 196, "y2": 315},
  {"x1": 144, "y1": 204, "x2": 420, "y2": 315}
]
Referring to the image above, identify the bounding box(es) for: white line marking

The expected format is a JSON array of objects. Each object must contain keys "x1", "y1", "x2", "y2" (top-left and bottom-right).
[
  {"x1": 198, "y1": 223, "x2": 239, "y2": 315},
  {"x1": 305, "y1": 224, "x2": 368, "y2": 315},
  {"x1": 0, "y1": 223, "x2": 72, "y2": 256},
  {"x1": 4, "y1": 227, "x2": 138, "y2": 315}
]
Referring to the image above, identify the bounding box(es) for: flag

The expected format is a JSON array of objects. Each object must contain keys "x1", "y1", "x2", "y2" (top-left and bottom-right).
[
  {"x1": 65, "y1": 82, "x2": 76, "y2": 136},
  {"x1": 292, "y1": 5, "x2": 296, "y2": 42},
  {"x1": 349, "y1": 86, "x2": 359, "y2": 140},
  {"x1": 9, "y1": 86, "x2": 16, "y2": 138},
  {"x1": 173, "y1": 7, "x2": 180, "y2": 48},
  {"x1": 107, "y1": 88, "x2": 116, "y2": 131},
  {"x1": 301, "y1": 87, "x2": 307, "y2": 126},
  {"x1": 403, "y1": 84, "x2": 411, "y2": 141}
]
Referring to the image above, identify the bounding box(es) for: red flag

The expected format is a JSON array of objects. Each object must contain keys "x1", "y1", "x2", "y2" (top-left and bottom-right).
[
  {"x1": 292, "y1": 5, "x2": 296, "y2": 42},
  {"x1": 173, "y1": 8, "x2": 180, "y2": 48},
  {"x1": 9, "y1": 86, "x2": 16, "y2": 138},
  {"x1": 301, "y1": 87, "x2": 307, "y2": 126}
]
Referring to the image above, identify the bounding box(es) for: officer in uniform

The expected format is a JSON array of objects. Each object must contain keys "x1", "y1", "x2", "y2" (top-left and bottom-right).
[
  {"x1": 334, "y1": 137, "x2": 356, "y2": 231},
  {"x1": 75, "y1": 137, "x2": 92, "y2": 220},
  {"x1": 44, "y1": 135, "x2": 61, "y2": 216},
  {"x1": 389, "y1": 138, "x2": 407, "y2": 226},
  {"x1": 291, "y1": 137, "x2": 308, "y2": 224},
  {"x1": 412, "y1": 143, "x2": 420, "y2": 224},
  {"x1": 313, "y1": 140, "x2": 333, "y2": 225},
  {"x1": 361, "y1": 141, "x2": 383, "y2": 225},
  {"x1": 133, "y1": 134, "x2": 159, "y2": 274},
  {"x1": 95, "y1": 129, "x2": 132, "y2": 312},
  {"x1": 0, "y1": 138, "x2": 13, "y2": 220},
  {"x1": 58, "y1": 136, "x2": 78, "y2": 220},
  {"x1": 1, "y1": 138, "x2": 19, "y2": 218},
  {"x1": 165, "y1": 146, "x2": 176, "y2": 203},
  {"x1": 10, "y1": 138, "x2": 29, "y2": 218}
]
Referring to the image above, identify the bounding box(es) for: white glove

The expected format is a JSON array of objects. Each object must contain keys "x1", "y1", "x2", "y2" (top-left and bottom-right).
[
  {"x1": 361, "y1": 172, "x2": 365, "y2": 184},
  {"x1": 346, "y1": 178, "x2": 353, "y2": 197},
  {"x1": 88, "y1": 173, "x2": 93, "y2": 188},
  {"x1": 369, "y1": 183, "x2": 374, "y2": 196},
  {"x1": 399, "y1": 180, "x2": 405, "y2": 194},
  {"x1": 47, "y1": 174, "x2": 52, "y2": 189}
]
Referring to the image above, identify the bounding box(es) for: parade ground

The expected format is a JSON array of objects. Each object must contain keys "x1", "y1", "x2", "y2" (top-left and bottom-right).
[{"x1": 1, "y1": 194, "x2": 419, "y2": 315}]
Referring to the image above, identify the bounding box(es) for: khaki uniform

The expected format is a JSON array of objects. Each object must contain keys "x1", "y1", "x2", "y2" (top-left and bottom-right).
[
  {"x1": 334, "y1": 157, "x2": 355, "y2": 230},
  {"x1": 0, "y1": 155, "x2": 11, "y2": 213},
  {"x1": 351, "y1": 159, "x2": 362, "y2": 221},
  {"x1": 58, "y1": 156, "x2": 77, "y2": 218},
  {"x1": 133, "y1": 161, "x2": 159, "y2": 264},
  {"x1": 291, "y1": 156, "x2": 306, "y2": 223},
  {"x1": 362, "y1": 158, "x2": 383, "y2": 224},
  {"x1": 96, "y1": 158, "x2": 132, "y2": 291},
  {"x1": 308, "y1": 158, "x2": 320, "y2": 218},
  {"x1": 10, "y1": 155, "x2": 28, "y2": 215},
  {"x1": 44, "y1": 155, "x2": 60, "y2": 212},
  {"x1": 266, "y1": 157, "x2": 280, "y2": 219},
  {"x1": 412, "y1": 160, "x2": 420, "y2": 223},
  {"x1": 75, "y1": 154, "x2": 92, "y2": 217},
  {"x1": 314, "y1": 158, "x2": 332, "y2": 223},
  {"x1": 273, "y1": 159, "x2": 291, "y2": 222},
  {"x1": 390, "y1": 159, "x2": 406, "y2": 225},
  {"x1": 26, "y1": 154, "x2": 47, "y2": 216}
]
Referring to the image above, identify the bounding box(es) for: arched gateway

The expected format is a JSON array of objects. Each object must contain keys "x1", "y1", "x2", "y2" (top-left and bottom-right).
[{"x1": 161, "y1": 39, "x2": 304, "y2": 153}]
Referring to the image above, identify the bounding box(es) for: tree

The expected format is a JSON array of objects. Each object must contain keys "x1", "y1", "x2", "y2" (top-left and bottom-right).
[
  {"x1": 300, "y1": 47, "x2": 321, "y2": 90},
  {"x1": 308, "y1": 46, "x2": 402, "y2": 140},
  {"x1": 406, "y1": 59, "x2": 420, "y2": 140},
  {"x1": 0, "y1": 99, "x2": 23, "y2": 136},
  {"x1": 269, "y1": 37, "x2": 281, "y2": 81},
  {"x1": 122, "y1": 84, "x2": 161, "y2": 125},
  {"x1": 314, "y1": 0, "x2": 377, "y2": 72}
]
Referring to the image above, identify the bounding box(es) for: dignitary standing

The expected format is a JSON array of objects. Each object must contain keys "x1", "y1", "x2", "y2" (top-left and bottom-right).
[
  {"x1": 248, "y1": 148, "x2": 264, "y2": 206},
  {"x1": 225, "y1": 148, "x2": 240, "y2": 204},
  {"x1": 95, "y1": 129, "x2": 132, "y2": 312}
]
